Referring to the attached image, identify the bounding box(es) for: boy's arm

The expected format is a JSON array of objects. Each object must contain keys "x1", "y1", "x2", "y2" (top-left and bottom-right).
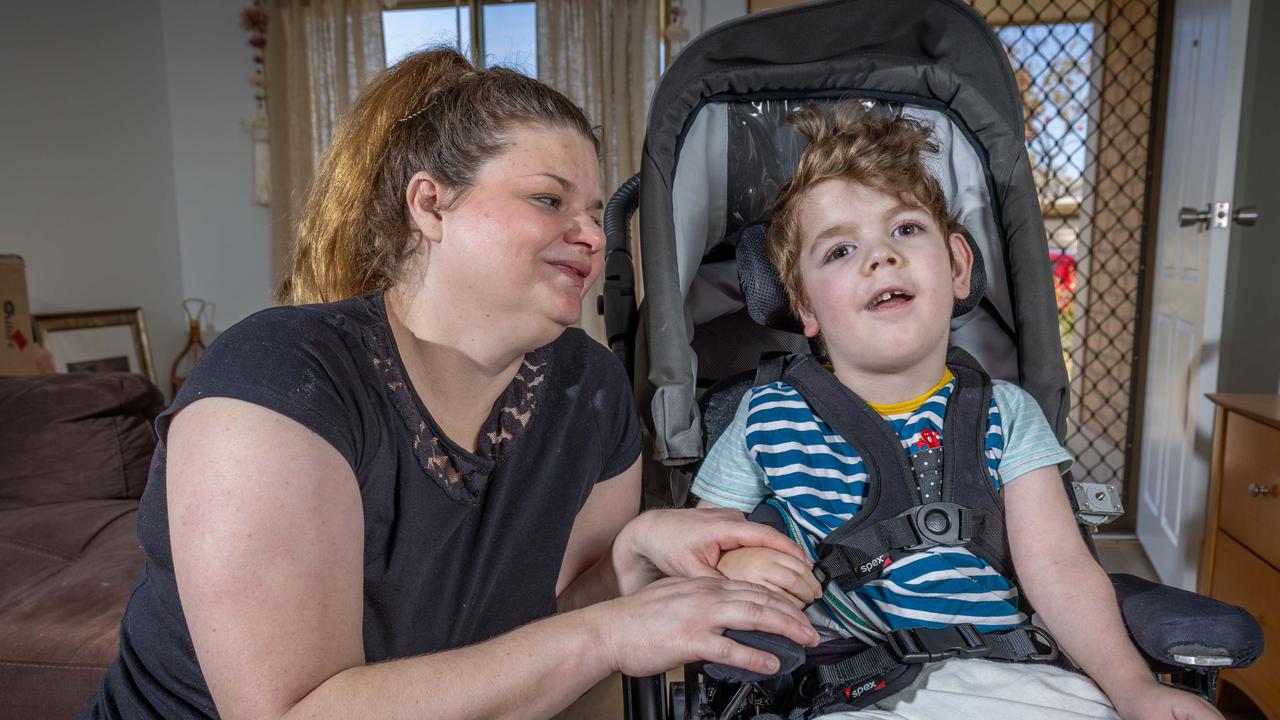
[
  {"x1": 692, "y1": 390, "x2": 819, "y2": 605},
  {"x1": 712, "y1": 540, "x2": 821, "y2": 608},
  {"x1": 693, "y1": 499, "x2": 820, "y2": 608},
  {"x1": 690, "y1": 391, "x2": 771, "y2": 513},
  {"x1": 1005, "y1": 467, "x2": 1220, "y2": 720}
]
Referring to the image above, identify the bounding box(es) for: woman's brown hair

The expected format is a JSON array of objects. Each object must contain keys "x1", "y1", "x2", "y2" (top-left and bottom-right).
[{"x1": 278, "y1": 48, "x2": 598, "y2": 305}]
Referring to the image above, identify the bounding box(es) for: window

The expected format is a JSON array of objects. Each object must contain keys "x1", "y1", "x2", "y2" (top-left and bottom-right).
[
  {"x1": 997, "y1": 23, "x2": 1094, "y2": 216},
  {"x1": 996, "y1": 21, "x2": 1094, "y2": 375},
  {"x1": 982, "y1": 0, "x2": 1165, "y2": 519},
  {"x1": 382, "y1": 1, "x2": 537, "y2": 77}
]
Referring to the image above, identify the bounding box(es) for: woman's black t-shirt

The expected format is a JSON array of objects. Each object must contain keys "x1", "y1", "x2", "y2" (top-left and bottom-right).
[{"x1": 83, "y1": 291, "x2": 642, "y2": 718}]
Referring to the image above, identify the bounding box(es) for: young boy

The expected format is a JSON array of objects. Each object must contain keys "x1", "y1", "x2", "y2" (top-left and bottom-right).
[{"x1": 692, "y1": 104, "x2": 1219, "y2": 720}]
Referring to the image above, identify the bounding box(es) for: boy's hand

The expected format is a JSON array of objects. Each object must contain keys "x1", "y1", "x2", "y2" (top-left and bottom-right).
[
  {"x1": 1112, "y1": 680, "x2": 1223, "y2": 720},
  {"x1": 716, "y1": 547, "x2": 822, "y2": 608},
  {"x1": 612, "y1": 508, "x2": 811, "y2": 595}
]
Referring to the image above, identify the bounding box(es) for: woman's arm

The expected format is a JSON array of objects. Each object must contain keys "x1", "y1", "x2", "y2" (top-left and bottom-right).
[
  {"x1": 555, "y1": 458, "x2": 640, "y2": 611},
  {"x1": 557, "y1": 462, "x2": 817, "y2": 609},
  {"x1": 170, "y1": 399, "x2": 816, "y2": 720},
  {"x1": 1005, "y1": 467, "x2": 1220, "y2": 720}
]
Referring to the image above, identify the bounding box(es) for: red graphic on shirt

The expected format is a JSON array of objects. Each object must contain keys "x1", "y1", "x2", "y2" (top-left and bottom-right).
[
  {"x1": 916, "y1": 429, "x2": 941, "y2": 450},
  {"x1": 9, "y1": 328, "x2": 27, "y2": 350}
]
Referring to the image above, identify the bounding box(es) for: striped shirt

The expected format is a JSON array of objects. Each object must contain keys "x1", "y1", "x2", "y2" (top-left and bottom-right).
[{"x1": 693, "y1": 373, "x2": 1072, "y2": 642}]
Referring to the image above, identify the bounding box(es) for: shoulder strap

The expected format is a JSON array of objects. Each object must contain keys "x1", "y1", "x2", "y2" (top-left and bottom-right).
[
  {"x1": 780, "y1": 351, "x2": 1015, "y2": 591},
  {"x1": 753, "y1": 351, "x2": 796, "y2": 387},
  {"x1": 942, "y1": 347, "x2": 1013, "y2": 578},
  {"x1": 782, "y1": 356, "x2": 920, "y2": 515},
  {"x1": 779, "y1": 358, "x2": 920, "y2": 590},
  {"x1": 941, "y1": 348, "x2": 994, "y2": 501}
]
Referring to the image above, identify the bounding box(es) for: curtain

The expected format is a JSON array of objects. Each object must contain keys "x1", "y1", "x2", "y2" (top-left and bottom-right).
[
  {"x1": 266, "y1": 0, "x2": 386, "y2": 289},
  {"x1": 537, "y1": 0, "x2": 661, "y2": 344}
]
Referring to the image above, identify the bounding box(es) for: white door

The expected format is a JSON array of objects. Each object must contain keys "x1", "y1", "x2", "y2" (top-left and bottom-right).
[{"x1": 1135, "y1": 0, "x2": 1250, "y2": 590}]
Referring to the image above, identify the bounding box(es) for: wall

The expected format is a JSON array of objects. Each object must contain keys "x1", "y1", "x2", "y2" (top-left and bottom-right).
[
  {"x1": 0, "y1": 1, "x2": 187, "y2": 389},
  {"x1": 670, "y1": 0, "x2": 747, "y2": 54},
  {"x1": 1218, "y1": 0, "x2": 1280, "y2": 395},
  {"x1": 0, "y1": 1, "x2": 275, "y2": 397},
  {"x1": 162, "y1": 0, "x2": 275, "y2": 339}
]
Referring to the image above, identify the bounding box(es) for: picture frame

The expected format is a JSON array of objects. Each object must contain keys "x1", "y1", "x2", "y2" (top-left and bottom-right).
[{"x1": 33, "y1": 308, "x2": 157, "y2": 385}]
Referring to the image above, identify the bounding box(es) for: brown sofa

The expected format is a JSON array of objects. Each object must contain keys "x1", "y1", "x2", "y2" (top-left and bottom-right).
[{"x1": 0, "y1": 372, "x2": 164, "y2": 720}]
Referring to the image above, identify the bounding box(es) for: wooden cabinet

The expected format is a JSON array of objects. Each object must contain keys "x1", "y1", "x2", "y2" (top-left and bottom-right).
[{"x1": 1200, "y1": 394, "x2": 1280, "y2": 718}]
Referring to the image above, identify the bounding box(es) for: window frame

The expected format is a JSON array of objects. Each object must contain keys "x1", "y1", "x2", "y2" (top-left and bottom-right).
[{"x1": 386, "y1": 0, "x2": 534, "y2": 69}]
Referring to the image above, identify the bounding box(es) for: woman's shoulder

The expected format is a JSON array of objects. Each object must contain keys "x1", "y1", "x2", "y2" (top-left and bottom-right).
[
  {"x1": 219, "y1": 295, "x2": 378, "y2": 347},
  {"x1": 544, "y1": 328, "x2": 626, "y2": 381},
  {"x1": 178, "y1": 295, "x2": 383, "y2": 404},
  {"x1": 547, "y1": 326, "x2": 610, "y2": 356},
  {"x1": 539, "y1": 328, "x2": 635, "y2": 413},
  {"x1": 168, "y1": 296, "x2": 385, "y2": 464}
]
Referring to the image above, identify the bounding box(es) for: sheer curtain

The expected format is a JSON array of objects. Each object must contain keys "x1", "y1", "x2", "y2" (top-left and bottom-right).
[
  {"x1": 537, "y1": 0, "x2": 660, "y2": 344},
  {"x1": 266, "y1": 0, "x2": 386, "y2": 288}
]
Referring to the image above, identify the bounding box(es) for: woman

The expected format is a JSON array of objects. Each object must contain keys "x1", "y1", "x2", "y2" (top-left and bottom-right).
[{"x1": 81, "y1": 48, "x2": 818, "y2": 719}]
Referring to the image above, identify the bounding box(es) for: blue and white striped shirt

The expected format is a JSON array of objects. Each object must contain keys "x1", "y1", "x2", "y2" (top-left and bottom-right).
[{"x1": 693, "y1": 373, "x2": 1072, "y2": 642}]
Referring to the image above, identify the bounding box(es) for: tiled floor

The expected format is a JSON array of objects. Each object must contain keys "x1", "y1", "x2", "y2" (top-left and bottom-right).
[{"x1": 1095, "y1": 535, "x2": 1159, "y2": 581}]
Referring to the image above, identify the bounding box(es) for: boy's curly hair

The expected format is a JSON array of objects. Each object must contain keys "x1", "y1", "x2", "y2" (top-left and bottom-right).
[{"x1": 768, "y1": 102, "x2": 962, "y2": 318}]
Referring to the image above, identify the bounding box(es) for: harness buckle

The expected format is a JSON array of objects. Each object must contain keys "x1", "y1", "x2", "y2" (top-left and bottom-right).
[
  {"x1": 1021, "y1": 623, "x2": 1061, "y2": 663},
  {"x1": 902, "y1": 501, "x2": 967, "y2": 550},
  {"x1": 887, "y1": 624, "x2": 992, "y2": 663}
]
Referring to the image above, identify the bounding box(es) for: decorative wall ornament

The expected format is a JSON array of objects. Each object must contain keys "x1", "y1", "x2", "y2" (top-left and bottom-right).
[
  {"x1": 664, "y1": 0, "x2": 691, "y2": 55},
  {"x1": 241, "y1": 0, "x2": 271, "y2": 206},
  {"x1": 242, "y1": 114, "x2": 271, "y2": 205}
]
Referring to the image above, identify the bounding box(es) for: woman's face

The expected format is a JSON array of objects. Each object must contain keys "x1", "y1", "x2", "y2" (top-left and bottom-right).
[{"x1": 415, "y1": 125, "x2": 604, "y2": 345}]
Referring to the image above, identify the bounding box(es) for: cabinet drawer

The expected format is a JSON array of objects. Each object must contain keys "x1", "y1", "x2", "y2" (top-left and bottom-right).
[
  {"x1": 1220, "y1": 414, "x2": 1280, "y2": 569},
  {"x1": 1212, "y1": 532, "x2": 1278, "y2": 718}
]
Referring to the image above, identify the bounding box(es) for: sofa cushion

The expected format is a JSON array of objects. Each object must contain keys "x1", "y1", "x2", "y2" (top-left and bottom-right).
[
  {"x1": 0, "y1": 501, "x2": 143, "y2": 666},
  {"x1": 0, "y1": 372, "x2": 165, "y2": 507}
]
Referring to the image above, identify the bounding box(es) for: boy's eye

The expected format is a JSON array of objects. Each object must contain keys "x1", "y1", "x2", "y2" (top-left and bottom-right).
[
  {"x1": 534, "y1": 195, "x2": 562, "y2": 210},
  {"x1": 590, "y1": 215, "x2": 603, "y2": 229},
  {"x1": 824, "y1": 243, "x2": 856, "y2": 263},
  {"x1": 892, "y1": 221, "x2": 926, "y2": 238}
]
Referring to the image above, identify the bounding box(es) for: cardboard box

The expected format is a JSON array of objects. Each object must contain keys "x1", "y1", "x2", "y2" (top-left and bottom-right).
[{"x1": 1, "y1": 255, "x2": 40, "y2": 376}]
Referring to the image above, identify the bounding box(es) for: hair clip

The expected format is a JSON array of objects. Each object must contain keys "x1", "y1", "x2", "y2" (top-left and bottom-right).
[{"x1": 398, "y1": 103, "x2": 431, "y2": 123}]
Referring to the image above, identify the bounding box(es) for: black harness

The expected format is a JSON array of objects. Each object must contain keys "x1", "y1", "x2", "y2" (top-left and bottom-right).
[
  {"x1": 704, "y1": 349, "x2": 1068, "y2": 718},
  {"x1": 773, "y1": 348, "x2": 1013, "y2": 596}
]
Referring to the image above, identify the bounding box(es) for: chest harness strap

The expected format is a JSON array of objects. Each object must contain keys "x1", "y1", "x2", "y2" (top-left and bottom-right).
[
  {"x1": 705, "y1": 349, "x2": 1070, "y2": 718},
  {"x1": 777, "y1": 349, "x2": 1016, "y2": 588},
  {"x1": 791, "y1": 623, "x2": 1064, "y2": 718}
]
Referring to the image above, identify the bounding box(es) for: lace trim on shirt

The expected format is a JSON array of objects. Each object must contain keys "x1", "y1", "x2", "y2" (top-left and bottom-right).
[{"x1": 364, "y1": 324, "x2": 548, "y2": 505}]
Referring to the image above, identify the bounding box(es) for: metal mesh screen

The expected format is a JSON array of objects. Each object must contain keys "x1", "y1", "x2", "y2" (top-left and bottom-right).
[{"x1": 969, "y1": 0, "x2": 1161, "y2": 518}]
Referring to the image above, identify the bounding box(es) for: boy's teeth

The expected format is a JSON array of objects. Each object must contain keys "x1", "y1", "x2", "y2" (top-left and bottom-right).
[{"x1": 880, "y1": 292, "x2": 893, "y2": 302}]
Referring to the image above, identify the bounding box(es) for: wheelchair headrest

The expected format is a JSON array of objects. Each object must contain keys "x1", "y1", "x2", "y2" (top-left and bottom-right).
[
  {"x1": 736, "y1": 221, "x2": 987, "y2": 333},
  {"x1": 737, "y1": 223, "x2": 806, "y2": 334}
]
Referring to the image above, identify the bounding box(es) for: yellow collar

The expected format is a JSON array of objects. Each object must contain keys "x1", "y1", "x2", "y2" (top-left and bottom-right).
[{"x1": 867, "y1": 369, "x2": 954, "y2": 415}]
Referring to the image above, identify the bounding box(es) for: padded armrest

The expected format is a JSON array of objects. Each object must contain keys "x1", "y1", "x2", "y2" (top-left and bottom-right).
[{"x1": 1111, "y1": 573, "x2": 1262, "y2": 671}]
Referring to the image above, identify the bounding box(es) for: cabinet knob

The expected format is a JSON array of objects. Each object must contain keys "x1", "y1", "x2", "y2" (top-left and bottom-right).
[{"x1": 1248, "y1": 483, "x2": 1274, "y2": 498}]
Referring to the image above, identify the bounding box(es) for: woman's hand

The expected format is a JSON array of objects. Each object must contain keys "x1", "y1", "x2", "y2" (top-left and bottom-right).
[
  {"x1": 1111, "y1": 679, "x2": 1223, "y2": 720},
  {"x1": 612, "y1": 508, "x2": 811, "y2": 594},
  {"x1": 717, "y1": 547, "x2": 822, "y2": 608},
  {"x1": 585, "y1": 576, "x2": 820, "y2": 677}
]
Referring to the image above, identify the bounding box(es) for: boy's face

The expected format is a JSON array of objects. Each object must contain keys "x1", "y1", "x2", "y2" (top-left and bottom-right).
[{"x1": 794, "y1": 179, "x2": 973, "y2": 379}]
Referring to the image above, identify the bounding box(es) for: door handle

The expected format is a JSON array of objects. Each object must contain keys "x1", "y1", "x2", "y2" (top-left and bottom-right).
[
  {"x1": 1233, "y1": 206, "x2": 1258, "y2": 226},
  {"x1": 1179, "y1": 204, "x2": 1259, "y2": 228},
  {"x1": 1248, "y1": 483, "x2": 1275, "y2": 498},
  {"x1": 1178, "y1": 206, "x2": 1211, "y2": 228}
]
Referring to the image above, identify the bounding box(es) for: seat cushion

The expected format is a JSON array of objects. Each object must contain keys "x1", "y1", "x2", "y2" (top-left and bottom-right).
[
  {"x1": 0, "y1": 372, "x2": 164, "y2": 506},
  {"x1": 0, "y1": 501, "x2": 143, "y2": 666}
]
